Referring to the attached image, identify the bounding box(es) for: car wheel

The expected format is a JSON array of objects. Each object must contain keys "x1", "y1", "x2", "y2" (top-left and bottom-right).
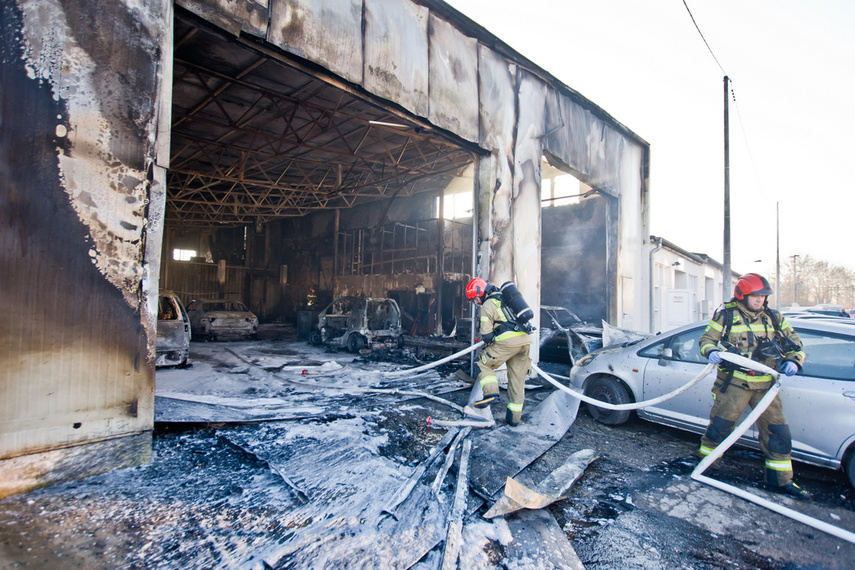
[
  {"x1": 347, "y1": 334, "x2": 366, "y2": 353},
  {"x1": 846, "y1": 447, "x2": 855, "y2": 491},
  {"x1": 309, "y1": 330, "x2": 322, "y2": 346},
  {"x1": 396, "y1": 336, "x2": 404, "y2": 349},
  {"x1": 584, "y1": 375, "x2": 632, "y2": 425}
]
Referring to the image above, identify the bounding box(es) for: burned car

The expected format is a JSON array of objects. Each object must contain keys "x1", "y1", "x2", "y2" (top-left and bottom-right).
[
  {"x1": 185, "y1": 298, "x2": 258, "y2": 341},
  {"x1": 539, "y1": 305, "x2": 603, "y2": 365},
  {"x1": 156, "y1": 290, "x2": 191, "y2": 368},
  {"x1": 310, "y1": 297, "x2": 403, "y2": 352}
]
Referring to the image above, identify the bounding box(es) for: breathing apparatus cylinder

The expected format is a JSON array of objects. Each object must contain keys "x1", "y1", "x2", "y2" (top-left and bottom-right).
[{"x1": 500, "y1": 281, "x2": 533, "y2": 325}]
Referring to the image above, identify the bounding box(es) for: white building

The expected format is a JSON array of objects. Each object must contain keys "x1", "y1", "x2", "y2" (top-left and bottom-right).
[{"x1": 649, "y1": 236, "x2": 741, "y2": 333}]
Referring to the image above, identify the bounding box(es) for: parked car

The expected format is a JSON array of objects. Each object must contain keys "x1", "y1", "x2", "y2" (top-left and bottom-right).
[
  {"x1": 310, "y1": 296, "x2": 403, "y2": 352},
  {"x1": 185, "y1": 298, "x2": 258, "y2": 341},
  {"x1": 539, "y1": 306, "x2": 603, "y2": 365},
  {"x1": 569, "y1": 317, "x2": 855, "y2": 488},
  {"x1": 156, "y1": 290, "x2": 191, "y2": 368}
]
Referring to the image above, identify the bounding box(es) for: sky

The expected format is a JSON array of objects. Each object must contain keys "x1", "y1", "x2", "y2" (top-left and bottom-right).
[{"x1": 444, "y1": 0, "x2": 855, "y2": 275}]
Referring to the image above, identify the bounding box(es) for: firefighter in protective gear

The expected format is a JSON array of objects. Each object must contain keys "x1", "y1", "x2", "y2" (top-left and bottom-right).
[
  {"x1": 698, "y1": 273, "x2": 809, "y2": 498},
  {"x1": 466, "y1": 277, "x2": 534, "y2": 426}
]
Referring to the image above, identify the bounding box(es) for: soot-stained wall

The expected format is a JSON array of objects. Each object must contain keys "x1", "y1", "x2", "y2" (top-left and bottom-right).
[{"x1": 0, "y1": 0, "x2": 171, "y2": 496}]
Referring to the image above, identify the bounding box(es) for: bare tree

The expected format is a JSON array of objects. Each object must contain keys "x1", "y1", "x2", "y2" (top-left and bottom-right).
[{"x1": 775, "y1": 254, "x2": 855, "y2": 308}]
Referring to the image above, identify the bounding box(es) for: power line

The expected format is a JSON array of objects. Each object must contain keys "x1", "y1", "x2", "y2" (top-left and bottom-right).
[{"x1": 682, "y1": 0, "x2": 727, "y2": 76}]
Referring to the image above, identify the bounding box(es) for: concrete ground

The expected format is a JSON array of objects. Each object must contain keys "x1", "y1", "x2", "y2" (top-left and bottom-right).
[{"x1": 1, "y1": 326, "x2": 853, "y2": 569}]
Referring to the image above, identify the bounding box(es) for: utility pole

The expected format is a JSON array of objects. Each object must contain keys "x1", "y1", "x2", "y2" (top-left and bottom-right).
[
  {"x1": 722, "y1": 76, "x2": 732, "y2": 301},
  {"x1": 792, "y1": 254, "x2": 799, "y2": 305},
  {"x1": 776, "y1": 202, "x2": 780, "y2": 310}
]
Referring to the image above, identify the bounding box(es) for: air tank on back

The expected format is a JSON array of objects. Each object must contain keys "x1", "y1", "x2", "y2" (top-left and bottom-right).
[{"x1": 500, "y1": 281, "x2": 533, "y2": 325}]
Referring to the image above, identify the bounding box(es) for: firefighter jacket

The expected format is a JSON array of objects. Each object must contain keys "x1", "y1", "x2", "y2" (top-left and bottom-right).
[
  {"x1": 478, "y1": 294, "x2": 532, "y2": 348},
  {"x1": 699, "y1": 300, "x2": 806, "y2": 390}
]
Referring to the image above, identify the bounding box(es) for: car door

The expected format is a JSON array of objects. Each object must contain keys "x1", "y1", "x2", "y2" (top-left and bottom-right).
[
  {"x1": 780, "y1": 326, "x2": 855, "y2": 464},
  {"x1": 638, "y1": 326, "x2": 757, "y2": 441},
  {"x1": 638, "y1": 326, "x2": 719, "y2": 430}
]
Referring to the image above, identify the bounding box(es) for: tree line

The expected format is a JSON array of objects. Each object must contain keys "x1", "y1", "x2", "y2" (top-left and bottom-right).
[{"x1": 771, "y1": 254, "x2": 855, "y2": 309}]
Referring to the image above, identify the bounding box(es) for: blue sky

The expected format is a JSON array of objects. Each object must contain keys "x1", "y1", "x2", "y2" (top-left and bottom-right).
[{"x1": 445, "y1": 0, "x2": 855, "y2": 274}]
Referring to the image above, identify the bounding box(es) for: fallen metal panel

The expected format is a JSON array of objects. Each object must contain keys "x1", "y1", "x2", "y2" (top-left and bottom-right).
[
  {"x1": 267, "y1": 0, "x2": 363, "y2": 85},
  {"x1": 364, "y1": 0, "x2": 430, "y2": 118},
  {"x1": 429, "y1": 14, "x2": 479, "y2": 143},
  {"x1": 222, "y1": 422, "x2": 451, "y2": 568},
  {"x1": 176, "y1": 0, "x2": 268, "y2": 38},
  {"x1": 468, "y1": 390, "x2": 580, "y2": 500},
  {"x1": 505, "y1": 509, "x2": 586, "y2": 570}
]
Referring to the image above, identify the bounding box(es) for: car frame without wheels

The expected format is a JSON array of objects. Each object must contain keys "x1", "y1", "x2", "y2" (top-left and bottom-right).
[
  {"x1": 185, "y1": 298, "x2": 259, "y2": 341},
  {"x1": 569, "y1": 317, "x2": 855, "y2": 489}
]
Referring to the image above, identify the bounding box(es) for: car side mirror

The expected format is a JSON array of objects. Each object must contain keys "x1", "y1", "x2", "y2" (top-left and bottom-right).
[{"x1": 658, "y1": 347, "x2": 673, "y2": 367}]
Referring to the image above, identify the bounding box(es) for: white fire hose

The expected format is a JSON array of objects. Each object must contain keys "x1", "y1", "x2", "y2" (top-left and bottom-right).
[
  {"x1": 533, "y1": 362, "x2": 715, "y2": 410},
  {"x1": 387, "y1": 340, "x2": 855, "y2": 544},
  {"x1": 689, "y1": 352, "x2": 855, "y2": 545},
  {"x1": 536, "y1": 351, "x2": 855, "y2": 545}
]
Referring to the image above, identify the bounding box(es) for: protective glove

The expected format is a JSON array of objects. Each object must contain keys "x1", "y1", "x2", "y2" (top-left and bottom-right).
[
  {"x1": 707, "y1": 351, "x2": 723, "y2": 364},
  {"x1": 780, "y1": 361, "x2": 798, "y2": 376}
]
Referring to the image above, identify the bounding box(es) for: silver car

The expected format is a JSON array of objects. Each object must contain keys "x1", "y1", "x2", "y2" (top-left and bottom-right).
[
  {"x1": 569, "y1": 317, "x2": 855, "y2": 489},
  {"x1": 185, "y1": 298, "x2": 259, "y2": 341}
]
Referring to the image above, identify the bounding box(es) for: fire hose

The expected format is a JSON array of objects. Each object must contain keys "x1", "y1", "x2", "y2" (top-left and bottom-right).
[
  {"x1": 535, "y1": 351, "x2": 855, "y2": 545},
  {"x1": 389, "y1": 343, "x2": 855, "y2": 544}
]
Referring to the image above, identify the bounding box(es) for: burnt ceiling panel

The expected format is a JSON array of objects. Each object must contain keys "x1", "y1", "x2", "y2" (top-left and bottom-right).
[{"x1": 169, "y1": 9, "x2": 476, "y2": 228}]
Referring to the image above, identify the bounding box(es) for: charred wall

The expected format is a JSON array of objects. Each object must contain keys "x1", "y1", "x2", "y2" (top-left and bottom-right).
[{"x1": 1, "y1": 0, "x2": 171, "y2": 496}]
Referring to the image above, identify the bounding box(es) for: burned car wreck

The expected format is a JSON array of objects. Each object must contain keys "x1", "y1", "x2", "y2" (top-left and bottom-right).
[
  {"x1": 539, "y1": 305, "x2": 604, "y2": 365},
  {"x1": 310, "y1": 297, "x2": 404, "y2": 352},
  {"x1": 155, "y1": 290, "x2": 191, "y2": 368}
]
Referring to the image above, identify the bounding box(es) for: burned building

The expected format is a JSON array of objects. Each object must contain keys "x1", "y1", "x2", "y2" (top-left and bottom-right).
[{"x1": 1, "y1": 0, "x2": 649, "y2": 495}]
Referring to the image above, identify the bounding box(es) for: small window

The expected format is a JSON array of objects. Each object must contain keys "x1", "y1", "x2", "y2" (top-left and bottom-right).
[
  {"x1": 797, "y1": 330, "x2": 855, "y2": 381},
  {"x1": 638, "y1": 327, "x2": 705, "y2": 364},
  {"x1": 173, "y1": 248, "x2": 196, "y2": 261}
]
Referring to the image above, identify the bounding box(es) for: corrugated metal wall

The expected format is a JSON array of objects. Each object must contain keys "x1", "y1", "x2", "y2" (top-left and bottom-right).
[{"x1": 1, "y1": 0, "x2": 171, "y2": 488}]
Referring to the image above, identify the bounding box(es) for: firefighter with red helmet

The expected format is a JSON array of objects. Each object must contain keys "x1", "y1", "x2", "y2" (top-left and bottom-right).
[
  {"x1": 465, "y1": 277, "x2": 534, "y2": 426},
  {"x1": 698, "y1": 273, "x2": 809, "y2": 498}
]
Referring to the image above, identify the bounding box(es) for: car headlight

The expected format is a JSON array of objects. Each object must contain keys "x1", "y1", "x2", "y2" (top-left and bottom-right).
[{"x1": 576, "y1": 353, "x2": 598, "y2": 367}]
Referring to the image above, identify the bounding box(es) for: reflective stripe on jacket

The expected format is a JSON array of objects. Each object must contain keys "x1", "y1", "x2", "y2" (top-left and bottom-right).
[{"x1": 699, "y1": 301, "x2": 805, "y2": 387}]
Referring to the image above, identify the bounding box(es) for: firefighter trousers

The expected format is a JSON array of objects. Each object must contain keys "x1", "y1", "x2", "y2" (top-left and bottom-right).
[
  {"x1": 699, "y1": 383, "x2": 794, "y2": 487},
  {"x1": 476, "y1": 342, "x2": 532, "y2": 423}
]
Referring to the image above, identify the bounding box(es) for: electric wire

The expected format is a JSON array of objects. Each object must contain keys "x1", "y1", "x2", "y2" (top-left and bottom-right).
[{"x1": 682, "y1": 0, "x2": 727, "y2": 75}]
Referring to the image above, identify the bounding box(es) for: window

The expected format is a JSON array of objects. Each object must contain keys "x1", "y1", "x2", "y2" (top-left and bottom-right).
[
  {"x1": 542, "y1": 173, "x2": 581, "y2": 207},
  {"x1": 638, "y1": 327, "x2": 705, "y2": 364},
  {"x1": 442, "y1": 191, "x2": 473, "y2": 219},
  {"x1": 172, "y1": 248, "x2": 196, "y2": 261},
  {"x1": 796, "y1": 330, "x2": 855, "y2": 381}
]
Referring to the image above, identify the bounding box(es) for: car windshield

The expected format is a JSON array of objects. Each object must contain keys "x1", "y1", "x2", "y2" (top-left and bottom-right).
[{"x1": 546, "y1": 309, "x2": 582, "y2": 327}]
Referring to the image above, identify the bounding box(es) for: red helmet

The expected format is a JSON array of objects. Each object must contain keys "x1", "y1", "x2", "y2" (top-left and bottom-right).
[
  {"x1": 734, "y1": 273, "x2": 774, "y2": 300},
  {"x1": 466, "y1": 277, "x2": 488, "y2": 301}
]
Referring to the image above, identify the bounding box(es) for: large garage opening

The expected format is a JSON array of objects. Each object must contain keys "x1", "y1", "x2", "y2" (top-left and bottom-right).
[{"x1": 160, "y1": 8, "x2": 480, "y2": 345}]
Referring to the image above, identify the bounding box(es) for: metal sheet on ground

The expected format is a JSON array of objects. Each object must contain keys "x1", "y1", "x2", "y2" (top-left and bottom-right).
[
  {"x1": 154, "y1": 395, "x2": 328, "y2": 423},
  {"x1": 505, "y1": 508, "x2": 585, "y2": 570},
  {"x1": 468, "y1": 390, "x2": 580, "y2": 499},
  {"x1": 220, "y1": 422, "x2": 451, "y2": 568}
]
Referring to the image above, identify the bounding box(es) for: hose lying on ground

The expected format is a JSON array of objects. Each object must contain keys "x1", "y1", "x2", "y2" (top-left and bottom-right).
[
  {"x1": 384, "y1": 341, "x2": 485, "y2": 377},
  {"x1": 689, "y1": 352, "x2": 855, "y2": 545}
]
